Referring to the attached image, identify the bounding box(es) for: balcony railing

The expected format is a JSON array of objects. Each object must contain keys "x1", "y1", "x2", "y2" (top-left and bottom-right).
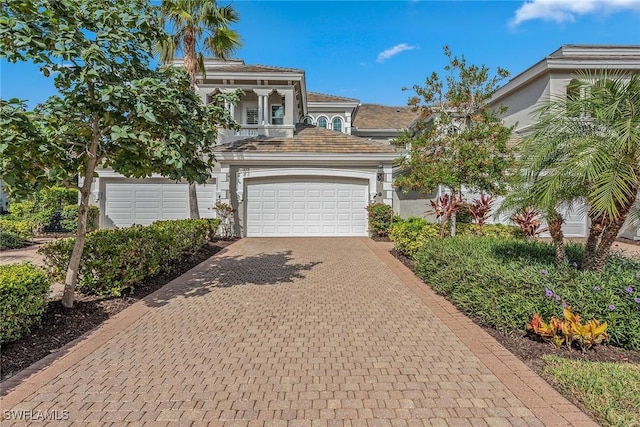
[{"x1": 219, "y1": 125, "x2": 295, "y2": 143}]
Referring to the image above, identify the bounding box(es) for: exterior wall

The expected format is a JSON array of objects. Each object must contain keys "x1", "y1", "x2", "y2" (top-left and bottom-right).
[{"x1": 496, "y1": 74, "x2": 550, "y2": 131}]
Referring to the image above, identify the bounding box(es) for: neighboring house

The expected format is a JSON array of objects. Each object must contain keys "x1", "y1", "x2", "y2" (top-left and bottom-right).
[{"x1": 488, "y1": 45, "x2": 640, "y2": 239}]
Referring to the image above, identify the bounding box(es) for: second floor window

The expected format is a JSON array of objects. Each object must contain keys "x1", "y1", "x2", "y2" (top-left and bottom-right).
[
  {"x1": 317, "y1": 116, "x2": 328, "y2": 129},
  {"x1": 332, "y1": 117, "x2": 343, "y2": 132},
  {"x1": 271, "y1": 105, "x2": 284, "y2": 125}
]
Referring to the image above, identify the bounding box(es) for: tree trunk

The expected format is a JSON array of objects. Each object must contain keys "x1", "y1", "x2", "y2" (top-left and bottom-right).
[
  {"x1": 582, "y1": 218, "x2": 606, "y2": 271},
  {"x1": 589, "y1": 190, "x2": 638, "y2": 272},
  {"x1": 450, "y1": 210, "x2": 457, "y2": 237},
  {"x1": 589, "y1": 220, "x2": 625, "y2": 272},
  {"x1": 62, "y1": 121, "x2": 100, "y2": 308},
  {"x1": 183, "y1": 26, "x2": 201, "y2": 220},
  {"x1": 547, "y1": 210, "x2": 565, "y2": 263},
  {"x1": 189, "y1": 183, "x2": 200, "y2": 219}
]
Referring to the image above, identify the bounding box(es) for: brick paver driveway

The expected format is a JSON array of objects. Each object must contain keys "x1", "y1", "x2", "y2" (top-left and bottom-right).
[{"x1": 1, "y1": 238, "x2": 596, "y2": 426}]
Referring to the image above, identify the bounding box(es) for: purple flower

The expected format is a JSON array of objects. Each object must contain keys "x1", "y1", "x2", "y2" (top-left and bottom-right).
[
  {"x1": 608, "y1": 304, "x2": 616, "y2": 311},
  {"x1": 545, "y1": 288, "x2": 553, "y2": 298},
  {"x1": 541, "y1": 269, "x2": 547, "y2": 275},
  {"x1": 555, "y1": 295, "x2": 561, "y2": 301},
  {"x1": 625, "y1": 286, "x2": 634, "y2": 294},
  {"x1": 562, "y1": 302, "x2": 568, "y2": 308},
  {"x1": 593, "y1": 286, "x2": 601, "y2": 291},
  {"x1": 635, "y1": 297, "x2": 640, "y2": 304}
]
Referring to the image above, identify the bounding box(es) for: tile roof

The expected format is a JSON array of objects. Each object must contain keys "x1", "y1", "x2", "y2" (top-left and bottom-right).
[
  {"x1": 216, "y1": 124, "x2": 397, "y2": 154},
  {"x1": 353, "y1": 104, "x2": 420, "y2": 130},
  {"x1": 206, "y1": 64, "x2": 304, "y2": 74},
  {"x1": 307, "y1": 92, "x2": 360, "y2": 103}
]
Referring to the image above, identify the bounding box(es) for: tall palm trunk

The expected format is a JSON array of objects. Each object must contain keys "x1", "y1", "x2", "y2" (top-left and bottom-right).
[
  {"x1": 590, "y1": 190, "x2": 639, "y2": 272},
  {"x1": 547, "y1": 209, "x2": 565, "y2": 263},
  {"x1": 183, "y1": 26, "x2": 200, "y2": 219}
]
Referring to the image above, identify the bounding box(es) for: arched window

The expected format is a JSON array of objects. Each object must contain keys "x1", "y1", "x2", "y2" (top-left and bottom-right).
[
  {"x1": 302, "y1": 116, "x2": 313, "y2": 125},
  {"x1": 332, "y1": 117, "x2": 343, "y2": 132},
  {"x1": 317, "y1": 116, "x2": 328, "y2": 129}
]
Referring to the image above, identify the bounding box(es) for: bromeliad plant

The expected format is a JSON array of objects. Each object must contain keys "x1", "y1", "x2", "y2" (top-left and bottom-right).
[
  {"x1": 467, "y1": 194, "x2": 494, "y2": 229},
  {"x1": 513, "y1": 206, "x2": 546, "y2": 239},
  {"x1": 430, "y1": 194, "x2": 464, "y2": 238},
  {"x1": 527, "y1": 307, "x2": 608, "y2": 351}
]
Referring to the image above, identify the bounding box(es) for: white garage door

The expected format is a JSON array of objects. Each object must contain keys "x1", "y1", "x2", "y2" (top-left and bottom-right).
[
  {"x1": 246, "y1": 177, "x2": 369, "y2": 237},
  {"x1": 104, "y1": 180, "x2": 216, "y2": 228}
]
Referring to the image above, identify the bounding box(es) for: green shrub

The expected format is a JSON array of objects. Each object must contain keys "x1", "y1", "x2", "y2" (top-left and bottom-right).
[
  {"x1": 59, "y1": 205, "x2": 99, "y2": 233},
  {"x1": 389, "y1": 217, "x2": 438, "y2": 257},
  {"x1": 389, "y1": 217, "x2": 521, "y2": 257},
  {"x1": 0, "y1": 263, "x2": 51, "y2": 344},
  {"x1": 413, "y1": 237, "x2": 640, "y2": 350},
  {"x1": 40, "y1": 219, "x2": 218, "y2": 297},
  {"x1": 6, "y1": 187, "x2": 79, "y2": 234},
  {"x1": 0, "y1": 231, "x2": 29, "y2": 250},
  {"x1": 0, "y1": 217, "x2": 37, "y2": 238},
  {"x1": 366, "y1": 203, "x2": 394, "y2": 237}
]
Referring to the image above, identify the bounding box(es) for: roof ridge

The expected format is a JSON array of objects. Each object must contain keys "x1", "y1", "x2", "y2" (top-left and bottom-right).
[{"x1": 307, "y1": 91, "x2": 360, "y2": 102}]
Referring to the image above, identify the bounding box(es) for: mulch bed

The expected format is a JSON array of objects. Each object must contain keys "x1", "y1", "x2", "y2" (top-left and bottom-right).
[
  {"x1": 390, "y1": 248, "x2": 640, "y2": 367},
  {"x1": 0, "y1": 240, "x2": 234, "y2": 382}
]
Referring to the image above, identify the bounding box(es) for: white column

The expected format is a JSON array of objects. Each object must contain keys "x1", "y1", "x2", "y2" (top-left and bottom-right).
[
  {"x1": 383, "y1": 165, "x2": 393, "y2": 206},
  {"x1": 263, "y1": 95, "x2": 269, "y2": 125},
  {"x1": 283, "y1": 89, "x2": 294, "y2": 125},
  {"x1": 257, "y1": 95, "x2": 264, "y2": 125}
]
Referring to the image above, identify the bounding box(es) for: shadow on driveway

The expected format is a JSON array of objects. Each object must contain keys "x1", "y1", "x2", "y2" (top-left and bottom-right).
[{"x1": 144, "y1": 250, "x2": 321, "y2": 307}]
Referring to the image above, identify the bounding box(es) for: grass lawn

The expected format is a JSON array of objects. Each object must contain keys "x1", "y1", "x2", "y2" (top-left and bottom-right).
[{"x1": 543, "y1": 355, "x2": 640, "y2": 427}]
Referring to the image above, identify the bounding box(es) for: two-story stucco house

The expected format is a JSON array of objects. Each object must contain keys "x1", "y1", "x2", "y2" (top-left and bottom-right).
[
  {"x1": 488, "y1": 45, "x2": 640, "y2": 239},
  {"x1": 92, "y1": 59, "x2": 417, "y2": 237}
]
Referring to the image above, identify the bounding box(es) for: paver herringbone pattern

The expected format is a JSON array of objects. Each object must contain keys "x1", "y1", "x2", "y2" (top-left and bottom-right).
[{"x1": 3, "y1": 238, "x2": 554, "y2": 426}]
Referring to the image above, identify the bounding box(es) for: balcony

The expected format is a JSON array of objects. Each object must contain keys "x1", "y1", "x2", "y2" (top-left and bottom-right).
[{"x1": 219, "y1": 125, "x2": 295, "y2": 143}]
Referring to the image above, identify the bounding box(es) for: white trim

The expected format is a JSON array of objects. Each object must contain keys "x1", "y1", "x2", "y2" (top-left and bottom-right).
[{"x1": 242, "y1": 168, "x2": 377, "y2": 194}]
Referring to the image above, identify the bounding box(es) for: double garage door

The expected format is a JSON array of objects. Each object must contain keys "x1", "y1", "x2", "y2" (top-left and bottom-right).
[{"x1": 246, "y1": 177, "x2": 369, "y2": 237}]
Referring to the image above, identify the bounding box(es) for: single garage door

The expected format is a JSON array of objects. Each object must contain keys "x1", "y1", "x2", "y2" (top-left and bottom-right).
[
  {"x1": 104, "y1": 180, "x2": 217, "y2": 228},
  {"x1": 246, "y1": 177, "x2": 369, "y2": 237},
  {"x1": 105, "y1": 181, "x2": 190, "y2": 228}
]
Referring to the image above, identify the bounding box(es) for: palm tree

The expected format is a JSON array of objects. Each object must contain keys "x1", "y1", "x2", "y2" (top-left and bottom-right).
[
  {"x1": 158, "y1": 0, "x2": 241, "y2": 218},
  {"x1": 520, "y1": 70, "x2": 640, "y2": 271}
]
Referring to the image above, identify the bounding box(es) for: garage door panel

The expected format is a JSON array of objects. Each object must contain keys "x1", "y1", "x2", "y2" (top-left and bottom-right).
[{"x1": 246, "y1": 177, "x2": 368, "y2": 237}]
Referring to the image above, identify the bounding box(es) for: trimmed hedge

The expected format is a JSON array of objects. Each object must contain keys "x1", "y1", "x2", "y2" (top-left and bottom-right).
[
  {"x1": 40, "y1": 218, "x2": 221, "y2": 297},
  {"x1": 0, "y1": 231, "x2": 29, "y2": 250},
  {"x1": 0, "y1": 263, "x2": 51, "y2": 344},
  {"x1": 389, "y1": 216, "x2": 521, "y2": 257},
  {"x1": 413, "y1": 237, "x2": 640, "y2": 350},
  {"x1": 0, "y1": 217, "x2": 37, "y2": 239}
]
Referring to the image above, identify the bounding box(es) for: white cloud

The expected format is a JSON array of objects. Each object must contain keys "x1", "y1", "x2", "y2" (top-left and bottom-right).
[
  {"x1": 376, "y1": 43, "x2": 416, "y2": 63},
  {"x1": 510, "y1": 0, "x2": 640, "y2": 26}
]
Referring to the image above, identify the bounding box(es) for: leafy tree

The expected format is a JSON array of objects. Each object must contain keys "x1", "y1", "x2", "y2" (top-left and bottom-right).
[
  {"x1": 158, "y1": 0, "x2": 241, "y2": 218},
  {"x1": 520, "y1": 70, "x2": 640, "y2": 271},
  {"x1": 0, "y1": 0, "x2": 238, "y2": 307},
  {"x1": 394, "y1": 46, "x2": 514, "y2": 236}
]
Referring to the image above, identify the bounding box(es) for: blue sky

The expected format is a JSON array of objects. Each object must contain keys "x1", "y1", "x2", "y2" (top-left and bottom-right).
[{"x1": 1, "y1": 0, "x2": 639, "y2": 108}]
